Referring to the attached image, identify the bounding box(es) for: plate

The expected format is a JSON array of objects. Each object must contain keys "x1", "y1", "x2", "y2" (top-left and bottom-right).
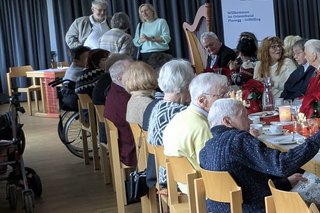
[
  {"x1": 249, "y1": 111, "x2": 279, "y2": 118},
  {"x1": 270, "y1": 121, "x2": 294, "y2": 125},
  {"x1": 263, "y1": 130, "x2": 285, "y2": 136},
  {"x1": 273, "y1": 140, "x2": 297, "y2": 145}
]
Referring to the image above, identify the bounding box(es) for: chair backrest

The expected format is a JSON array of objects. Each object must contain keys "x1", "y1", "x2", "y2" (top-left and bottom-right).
[
  {"x1": 182, "y1": 3, "x2": 212, "y2": 74},
  {"x1": 143, "y1": 130, "x2": 154, "y2": 155},
  {"x1": 154, "y1": 146, "x2": 166, "y2": 168},
  {"x1": 200, "y1": 168, "x2": 243, "y2": 213},
  {"x1": 78, "y1": 94, "x2": 95, "y2": 130},
  {"x1": 267, "y1": 179, "x2": 318, "y2": 213},
  {"x1": 94, "y1": 104, "x2": 105, "y2": 123},
  {"x1": 105, "y1": 118, "x2": 119, "y2": 166},
  {"x1": 166, "y1": 156, "x2": 198, "y2": 213},
  {"x1": 129, "y1": 123, "x2": 147, "y2": 171},
  {"x1": 7, "y1": 65, "x2": 34, "y2": 96}
]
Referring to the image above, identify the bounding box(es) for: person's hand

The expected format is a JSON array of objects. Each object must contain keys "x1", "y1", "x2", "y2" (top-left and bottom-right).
[
  {"x1": 228, "y1": 60, "x2": 239, "y2": 71},
  {"x1": 249, "y1": 128, "x2": 260, "y2": 137},
  {"x1": 288, "y1": 173, "x2": 306, "y2": 187},
  {"x1": 140, "y1": 34, "x2": 149, "y2": 43}
]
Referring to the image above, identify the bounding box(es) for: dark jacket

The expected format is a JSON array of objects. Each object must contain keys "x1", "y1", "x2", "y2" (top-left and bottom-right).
[
  {"x1": 200, "y1": 125, "x2": 320, "y2": 213},
  {"x1": 280, "y1": 65, "x2": 315, "y2": 100},
  {"x1": 205, "y1": 44, "x2": 236, "y2": 79},
  {"x1": 104, "y1": 83, "x2": 137, "y2": 167}
]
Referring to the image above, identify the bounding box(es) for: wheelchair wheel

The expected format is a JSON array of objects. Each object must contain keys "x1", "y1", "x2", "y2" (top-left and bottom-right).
[
  {"x1": 6, "y1": 184, "x2": 17, "y2": 210},
  {"x1": 63, "y1": 112, "x2": 94, "y2": 159},
  {"x1": 25, "y1": 167, "x2": 42, "y2": 198},
  {"x1": 58, "y1": 111, "x2": 75, "y2": 142},
  {"x1": 23, "y1": 192, "x2": 34, "y2": 213}
]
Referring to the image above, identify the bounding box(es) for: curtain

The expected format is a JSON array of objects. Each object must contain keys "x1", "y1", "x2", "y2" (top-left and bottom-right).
[
  {"x1": 0, "y1": 0, "x2": 51, "y2": 95},
  {"x1": 51, "y1": 0, "x2": 92, "y2": 62}
]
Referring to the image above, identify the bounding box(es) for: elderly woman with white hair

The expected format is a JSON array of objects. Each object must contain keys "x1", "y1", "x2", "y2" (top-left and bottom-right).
[
  {"x1": 199, "y1": 98, "x2": 320, "y2": 213},
  {"x1": 300, "y1": 39, "x2": 320, "y2": 118},
  {"x1": 146, "y1": 59, "x2": 194, "y2": 189}
]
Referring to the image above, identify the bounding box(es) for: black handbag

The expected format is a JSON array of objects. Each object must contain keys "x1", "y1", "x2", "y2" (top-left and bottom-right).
[
  {"x1": 126, "y1": 128, "x2": 149, "y2": 203},
  {"x1": 135, "y1": 22, "x2": 143, "y2": 60}
]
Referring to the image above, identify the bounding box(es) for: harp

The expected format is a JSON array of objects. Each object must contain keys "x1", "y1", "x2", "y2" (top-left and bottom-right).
[{"x1": 183, "y1": 3, "x2": 212, "y2": 75}]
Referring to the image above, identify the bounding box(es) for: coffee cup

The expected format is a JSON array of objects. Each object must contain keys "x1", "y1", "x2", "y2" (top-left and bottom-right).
[
  {"x1": 249, "y1": 116, "x2": 260, "y2": 124},
  {"x1": 270, "y1": 123, "x2": 283, "y2": 134},
  {"x1": 274, "y1": 98, "x2": 284, "y2": 107},
  {"x1": 250, "y1": 124, "x2": 263, "y2": 135}
]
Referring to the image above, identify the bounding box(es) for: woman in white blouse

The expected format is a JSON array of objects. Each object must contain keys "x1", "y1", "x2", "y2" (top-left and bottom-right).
[{"x1": 254, "y1": 36, "x2": 297, "y2": 98}]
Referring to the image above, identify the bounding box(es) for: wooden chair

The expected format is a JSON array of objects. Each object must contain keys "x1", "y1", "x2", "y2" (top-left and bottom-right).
[
  {"x1": 198, "y1": 168, "x2": 243, "y2": 213},
  {"x1": 183, "y1": 3, "x2": 212, "y2": 74},
  {"x1": 266, "y1": 179, "x2": 320, "y2": 213},
  {"x1": 94, "y1": 104, "x2": 112, "y2": 185},
  {"x1": 104, "y1": 118, "x2": 133, "y2": 213},
  {"x1": 166, "y1": 156, "x2": 198, "y2": 213},
  {"x1": 7, "y1": 65, "x2": 41, "y2": 115},
  {"x1": 129, "y1": 125, "x2": 157, "y2": 213},
  {"x1": 77, "y1": 94, "x2": 100, "y2": 170},
  {"x1": 143, "y1": 130, "x2": 159, "y2": 213},
  {"x1": 153, "y1": 145, "x2": 170, "y2": 213}
]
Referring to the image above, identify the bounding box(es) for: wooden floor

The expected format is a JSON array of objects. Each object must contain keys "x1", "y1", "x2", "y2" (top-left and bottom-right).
[{"x1": 0, "y1": 103, "x2": 141, "y2": 213}]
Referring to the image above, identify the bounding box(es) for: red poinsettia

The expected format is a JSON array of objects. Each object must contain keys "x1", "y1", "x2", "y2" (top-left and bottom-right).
[
  {"x1": 241, "y1": 79, "x2": 264, "y2": 113},
  {"x1": 300, "y1": 74, "x2": 320, "y2": 118}
]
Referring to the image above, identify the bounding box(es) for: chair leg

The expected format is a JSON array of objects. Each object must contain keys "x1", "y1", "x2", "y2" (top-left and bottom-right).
[
  {"x1": 100, "y1": 144, "x2": 111, "y2": 184},
  {"x1": 26, "y1": 92, "x2": 32, "y2": 116},
  {"x1": 91, "y1": 133, "x2": 100, "y2": 171},
  {"x1": 34, "y1": 90, "x2": 40, "y2": 112},
  {"x1": 81, "y1": 129, "x2": 90, "y2": 165}
]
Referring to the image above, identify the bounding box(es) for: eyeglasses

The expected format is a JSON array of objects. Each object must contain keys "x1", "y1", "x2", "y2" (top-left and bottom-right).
[{"x1": 270, "y1": 44, "x2": 282, "y2": 50}]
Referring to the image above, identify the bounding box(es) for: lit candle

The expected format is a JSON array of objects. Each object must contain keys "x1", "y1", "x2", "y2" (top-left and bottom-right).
[{"x1": 279, "y1": 106, "x2": 291, "y2": 122}]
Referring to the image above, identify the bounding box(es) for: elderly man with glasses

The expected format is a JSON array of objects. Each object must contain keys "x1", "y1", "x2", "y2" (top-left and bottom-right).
[
  {"x1": 162, "y1": 73, "x2": 229, "y2": 193},
  {"x1": 66, "y1": 0, "x2": 110, "y2": 49}
]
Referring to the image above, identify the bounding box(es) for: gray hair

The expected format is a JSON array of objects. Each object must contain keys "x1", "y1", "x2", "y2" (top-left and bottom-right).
[
  {"x1": 189, "y1": 73, "x2": 228, "y2": 104},
  {"x1": 92, "y1": 0, "x2": 108, "y2": 7},
  {"x1": 109, "y1": 59, "x2": 131, "y2": 84},
  {"x1": 111, "y1": 12, "x2": 130, "y2": 31},
  {"x1": 200, "y1": 32, "x2": 219, "y2": 43},
  {"x1": 104, "y1": 53, "x2": 131, "y2": 72},
  {"x1": 158, "y1": 59, "x2": 195, "y2": 94},
  {"x1": 292, "y1": 39, "x2": 307, "y2": 51},
  {"x1": 305, "y1": 39, "x2": 320, "y2": 57},
  {"x1": 208, "y1": 98, "x2": 243, "y2": 128}
]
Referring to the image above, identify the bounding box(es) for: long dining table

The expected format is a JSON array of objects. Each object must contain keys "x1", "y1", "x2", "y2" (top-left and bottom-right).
[
  {"x1": 26, "y1": 68, "x2": 66, "y2": 117},
  {"x1": 259, "y1": 128, "x2": 320, "y2": 176}
]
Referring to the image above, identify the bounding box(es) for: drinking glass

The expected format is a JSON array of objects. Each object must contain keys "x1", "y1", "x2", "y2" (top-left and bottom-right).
[{"x1": 57, "y1": 62, "x2": 63, "y2": 69}]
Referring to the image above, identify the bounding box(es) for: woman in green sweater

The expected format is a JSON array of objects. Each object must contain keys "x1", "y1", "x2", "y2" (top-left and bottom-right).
[{"x1": 133, "y1": 3, "x2": 171, "y2": 62}]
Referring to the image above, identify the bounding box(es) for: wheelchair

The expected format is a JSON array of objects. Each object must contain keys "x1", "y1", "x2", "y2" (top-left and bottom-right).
[
  {"x1": 48, "y1": 78, "x2": 95, "y2": 159},
  {"x1": 0, "y1": 89, "x2": 42, "y2": 212}
]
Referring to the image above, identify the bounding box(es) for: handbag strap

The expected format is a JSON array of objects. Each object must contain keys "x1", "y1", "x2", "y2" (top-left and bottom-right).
[{"x1": 138, "y1": 22, "x2": 143, "y2": 50}]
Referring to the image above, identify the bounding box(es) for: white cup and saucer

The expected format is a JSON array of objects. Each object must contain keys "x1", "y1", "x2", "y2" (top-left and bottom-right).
[{"x1": 265, "y1": 123, "x2": 284, "y2": 136}]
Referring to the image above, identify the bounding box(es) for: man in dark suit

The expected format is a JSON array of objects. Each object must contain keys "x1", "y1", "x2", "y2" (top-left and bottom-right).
[
  {"x1": 281, "y1": 39, "x2": 315, "y2": 100},
  {"x1": 200, "y1": 32, "x2": 236, "y2": 79}
]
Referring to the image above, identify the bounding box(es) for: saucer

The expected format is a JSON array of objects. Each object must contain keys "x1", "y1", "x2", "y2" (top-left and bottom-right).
[
  {"x1": 263, "y1": 130, "x2": 285, "y2": 136},
  {"x1": 249, "y1": 111, "x2": 279, "y2": 118},
  {"x1": 270, "y1": 121, "x2": 294, "y2": 126}
]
